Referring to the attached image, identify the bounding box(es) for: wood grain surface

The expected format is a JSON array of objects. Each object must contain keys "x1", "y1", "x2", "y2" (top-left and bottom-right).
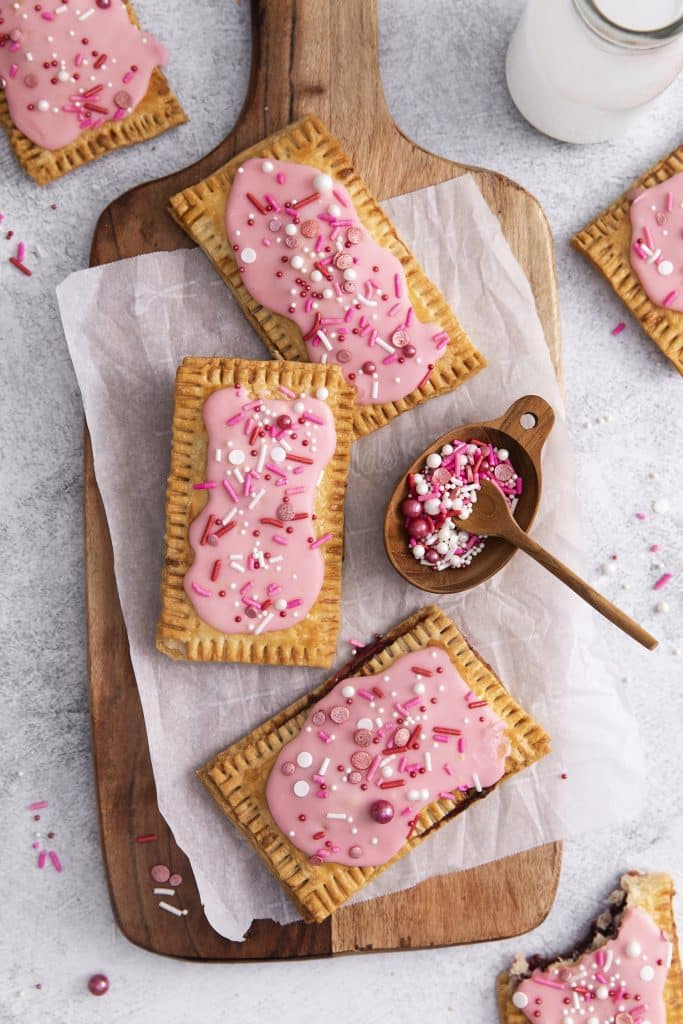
[
  {"x1": 383, "y1": 395, "x2": 556, "y2": 595},
  {"x1": 85, "y1": 0, "x2": 563, "y2": 959}
]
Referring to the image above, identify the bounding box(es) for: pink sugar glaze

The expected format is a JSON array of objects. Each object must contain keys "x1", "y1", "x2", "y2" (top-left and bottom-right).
[
  {"x1": 513, "y1": 907, "x2": 671, "y2": 1024},
  {"x1": 183, "y1": 387, "x2": 336, "y2": 635},
  {"x1": 266, "y1": 645, "x2": 509, "y2": 868},
  {"x1": 629, "y1": 174, "x2": 683, "y2": 314},
  {"x1": 226, "y1": 157, "x2": 446, "y2": 405},
  {"x1": 0, "y1": 0, "x2": 167, "y2": 151}
]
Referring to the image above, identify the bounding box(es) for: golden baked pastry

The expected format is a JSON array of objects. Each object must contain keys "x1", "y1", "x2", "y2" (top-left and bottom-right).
[
  {"x1": 156, "y1": 357, "x2": 354, "y2": 668},
  {"x1": 198, "y1": 604, "x2": 551, "y2": 924},
  {"x1": 168, "y1": 115, "x2": 486, "y2": 437}
]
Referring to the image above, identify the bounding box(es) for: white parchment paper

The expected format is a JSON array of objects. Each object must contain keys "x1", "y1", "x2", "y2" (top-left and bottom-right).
[{"x1": 57, "y1": 175, "x2": 644, "y2": 940}]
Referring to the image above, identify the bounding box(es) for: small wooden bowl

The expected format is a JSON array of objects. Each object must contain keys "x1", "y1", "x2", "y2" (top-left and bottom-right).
[{"x1": 383, "y1": 395, "x2": 555, "y2": 594}]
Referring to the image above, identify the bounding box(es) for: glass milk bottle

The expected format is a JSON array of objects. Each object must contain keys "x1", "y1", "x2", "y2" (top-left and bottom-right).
[{"x1": 506, "y1": 0, "x2": 683, "y2": 143}]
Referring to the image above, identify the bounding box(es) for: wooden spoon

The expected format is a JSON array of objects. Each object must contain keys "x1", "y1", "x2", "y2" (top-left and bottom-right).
[
  {"x1": 461, "y1": 481, "x2": 657, "y2": 650},
  {"x1": 384, "y1": 395, "x2": 555, "y2": 594}
]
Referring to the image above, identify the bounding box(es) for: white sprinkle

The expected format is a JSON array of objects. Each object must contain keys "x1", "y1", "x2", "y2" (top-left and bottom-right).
[
  {"x1": 214, "y1": 448, "x2": 222, "y2": 462},
  {"x1": 356, "y1": 292, "x2": 378, "y2": 307},
  {"x1": 248, "y1": 489, "x2": 266, "y2": 509},
  {"x1": 326, "y1": 812, "x2": 347, "y2": 820},
  {"x1": 230, "y1": 561, "x2": 246, "y2": 573},
  {"x1": 375, "y1": 338, "x2": 395, "y2": 354},
  {"x1": 319, "y1": 757, "x2": 330, "y2": 776},
  {"x1": 255, "y1": 443, "x2": 267, "y2": 473},
  {"x1": 158, "y1": 901, "x2": 185, "y2": 917},
  {"x1": 425, "y1": 751, "x2": 432, "y2": 772},
  {"x1": 233, "y1": 467, "x2": 244, "y2": 484},
  {"x1": 371, "y1": 379, "x2": 379, "y2": 400},
  {"x1": 472, "y1": 773, "x2": 482, "y2": 792},
  {"x1": 317, "y1": 330, "x2": 333, "y2": 351},
  {"x1": 154, "y1": 888, "x2": 176, "y2": 896},
  {"x1": 78, "y1": 7, "x2": 95, "y2": 18}
]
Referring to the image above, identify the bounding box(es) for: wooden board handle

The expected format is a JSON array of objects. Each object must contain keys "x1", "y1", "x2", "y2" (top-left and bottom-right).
[{"x1": 505, "y1": 522, "x2": 658, "y2": 650}]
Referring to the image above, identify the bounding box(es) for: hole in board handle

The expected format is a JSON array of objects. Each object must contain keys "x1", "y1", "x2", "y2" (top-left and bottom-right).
[{"x1": 520, "y1": 412, "x2": 538, "y2": 429}]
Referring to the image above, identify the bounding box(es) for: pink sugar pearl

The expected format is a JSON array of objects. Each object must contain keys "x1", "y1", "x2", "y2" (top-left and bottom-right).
[{"x1": 87, "y1": 974, "x2": 109, "y2": 997}]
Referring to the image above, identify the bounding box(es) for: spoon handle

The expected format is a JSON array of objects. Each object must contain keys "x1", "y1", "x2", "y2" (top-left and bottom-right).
[{"x1": 507, "y1": 526, "x2": 658, "y2": 651}]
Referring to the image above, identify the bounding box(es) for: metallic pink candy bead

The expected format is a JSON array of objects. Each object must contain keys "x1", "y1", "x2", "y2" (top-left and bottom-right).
[{"x1": 369, "y1": 799, "x2": 395, "y2": 824}]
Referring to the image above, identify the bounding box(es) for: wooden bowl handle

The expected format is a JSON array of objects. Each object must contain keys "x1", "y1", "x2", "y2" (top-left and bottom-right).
[{"x1": 493, "y1": 395, "x2": 555, "y2": 462}]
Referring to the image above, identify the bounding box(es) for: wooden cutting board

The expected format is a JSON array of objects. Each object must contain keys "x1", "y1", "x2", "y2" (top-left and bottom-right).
[{"x1": 85, "y1": 0, "x2": 562, "y2": 959}]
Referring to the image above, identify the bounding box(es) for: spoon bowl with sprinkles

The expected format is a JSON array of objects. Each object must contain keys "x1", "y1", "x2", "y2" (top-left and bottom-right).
[{"x1": 383, "y1": 395, "x2": 555, "y2": 594}]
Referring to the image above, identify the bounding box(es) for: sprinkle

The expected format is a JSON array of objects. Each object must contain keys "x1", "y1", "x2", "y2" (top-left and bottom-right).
[
  {"x1": 433, "y1": 734, "x2": 449, "y2": 743},
  {"x1": 533, "y1": 977, "x2": 566, "y2": 991},
  {"x1": 319, "y1": 757, "x2": 330, "y2": 776},
  {"x1": 433, "y1": 727, "x2": 462, "y2": 736},
  {"x1": 332, "y1": 189, "x2": 348, "y2": 207},
  {"x1": 325, "y1": 812, "x2": 348, "y2": 820},
  {"x1": 318, "y1": 730, "x2": 332, "y2": 743},
  {"x1": 379, "y1": 779, "x2": 405, "y2": 789},
  {"x1": 642, "y1": 225, "x2": 655, "y2": 249},
  {"x1": 662, "y1": 290, "x2": 678, "y2": 307},
  {"x1": 424, "y1": 751, "x2": 432, "y2": 772},
  {"x1": 286, "y1": 454, "x2": 313, "y2": 465},
  {"x1": 443, "y1": 763, "x2": 453, "y2": 776},
  {"x1": 411, "y1": 666, "x2": 433, "y2": 677},
  {"x1": 158, "y1": 901, "x2": 187, "y2": 917},
  {"x1": 254, "y1": 612, "x2": 274, "y2": 634},
  {"x1": 654, "y1": 573, "x2": 672, "y2": 590},
  {"x1": 215, "y1": 520, "x2": 236, "y2": 538},
  {"x1": 28, "y1": 801, "x2": 49, "y2": 811},
  {"x1": 278, "y1": 385, "x2": 296, "y2": 398},
  {"x1": 611, "y1": 321, "x2": 626, "y2": 336},
  {"x1": 438, "y1": 791, "x2": 455, "y2": 799},
  {"x1": 286, "y1": 598, "x2": 303, "y2": 608},
  {"x1": 200, "y1": 514, "x2": 216, "y2": 545},
  {"x1": 210, "y1": 560, "x2": 222, "y2": 582},
  {"x1": 666, "y1": 190, "x2": 674, "y2": 212},
  {"x1": 191, "y1": 582, "x2": 211, "y2": 597},
  {"x1": 9, "y1": 257, "x2": 32, "y2": 276},
  {"x1": 248, "y1": 489, "x2": 266, "y2": 509},
  {"x1": 309, "y1": 533, "x2": 333, "y2": 549},
  {"x1": 37, "y1": 851, "x2": 47, "y2": 869},
  {"x1": 49, "y1": 851, "x2": 62, "y2": 872},
  {"x1": 135, "y1": 834, "x2": 158, "y2": 844},
  {"x1": 366, "y1": 755, "x2": 382, "y2": 782},
  {"x1": 272, "y1": 535, "x2": 289, "y2": 545},
  {"x1": 635, "y1": 512, "x2": 647, "y2": 520},
  {"x1": 472, "y1": 773, "x2": 482, "y2": 792},
  {"x1": 193, "y1": 481, "x2": 216, "y2": 490}
]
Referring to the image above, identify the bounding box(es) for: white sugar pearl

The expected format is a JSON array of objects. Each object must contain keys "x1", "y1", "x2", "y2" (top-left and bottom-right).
[
  {"x1": 415, "y1": 481, "x2": 429, "y2": 496},
  {"x1": 419, "y1": 788, "x2": 430, "y2": 801},
  {"x1": 228, "y1": 450, "x2": 245, "y2": 465},
  {"x1": 357, "y1": 718, "x2": 373, "y2": 730},
  {"x1": 381, "y1": 766, "x2": 393, "y2": 779},
  {"x1": 261, "y1": 160, "x2": 274, "y2": 173},
  {"x1": 423, "y1": 498, "x2": 441, "y2": 516},
  {"x1": 310, "y1": 270, "x2": 323, "y2": 282},
  {"x1": 327, "y1": 203, "x2": 341, "y2": 217},
  {"x1": 294, "y1": 401, "x2": 305, "y2": 414},
  {"x1": 656, "y1": 600, "x2": 670, "y2": 614},
  {"x1": 658, "y1": 260, "x2": 674, "y2": 276},
  {"x1": 497, "y1": 448, "x2": 509, "y2": 460},
  {"x1": 370, "y1": 837, "x2": 379, "y2": 845},
  {"x1": 426, "y1": 453, "x2": 442, "y2": 468},
  {"x1": 436, "y1": 542, "x2": 449, "y2": 555},
  {"x1": 296, "y1": 751, "x2": 313, "y2": 768},
  {"x1": 293, "y1": 780, "x2": 309, "y2": 797},
  {"x1": 653, "y1": 498, "x2": 670, "y2": 513},
  {"x1": 315, "y1": 387, "x2": 329, "y2": 400},
  {"x1": 412, "y1": 544, "x2": 425, "y2": 558},
  {"x1": 270, "y1": 446, "x2": 286, "y2": 462},
  {"x1": 313, "y1": 172, "x2": 333, "y2": 192},
  {"x1": 240, "y1": 248, "x2": 256, "y2": 264},
  {"x1": 274, "y1": 598, "x2": 287, "y2": 612},
  {"x1": 343, "y1": 268, "x2": 357, "y2": 281},
  {"x1": 408, "y1": 788, "x2": 420, "y2": 801},
  {"x1": 602, "y1": 562, "x2": 617, "y2": 575},
  {"x1": 511, "y1": 993, "x2": 528, "y2": 1010},
  {"x1": 413, "y1": 682, "x2": 426, "y2": 695},
  {"x1": 37, "y1": 99, "x2": 49, "y2": 112},
  {"x1": 341, "y1": 685, "x2": 355, "y2": 698},
  {"x1": 290, "y1": 255, "x2": 304, "y2": 269},
  {"x1": 626, "y1": 940, "x2": 642, "y2": 957},
  {"x1": 640, "y1": 965, "x2": 655, "y2": 981},
  {"x1": 57, "y1": 69, "x2": 70, "y2": 82},
  {"x1": 285, "y1": 223, "x2": 297, "y2": 236},
  {"x1": 322, "y1": 287, "x2": 334, "y2": 299},
  {"x1": 441, "y1": 444, "x2": 453, "y2": 455},
  {"x1": 596, "y1": 985, "x2": 609, "y2": 1000}
]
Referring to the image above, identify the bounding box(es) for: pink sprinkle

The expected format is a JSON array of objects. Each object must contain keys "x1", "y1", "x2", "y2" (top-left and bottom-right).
[
  {"x1": 432, "y1": 331, "x2": 449, "y2": 343},
  {"x1": 37, "y1": 851, "x2": 47, "y2": 869},
  {"x1": 309, "y1": 532, "x2": 333, "y2": 549},
  {"x1": 332, "y1": 189, "x2": 348, "y2": 207},
  {"x1": 399, "y1": 757, "x2": 407, "y2": 773},
  {"x1": 267, "y1": 584, "x2": 281, "y2": 595},
  {"x1": 191, "y1": 582, "x2": 211, "y2": 597},
  {"x1": 595, "y1": 972, "x2": 608, "y2": 986},
  {"x1": 457, "y1": 737, "x2": 465, "y2": 754},
  {"x1": 533, "y1": 977, "x2": 566, "y2": 991},
  {"x1": 226, "y1": 412, "x2": 243, "y2": 426},
  {"x1": 436, "y1": 338, "x2": 449, "y2": 350},
  {"x1": 276, "y1": 172, "x2": 285, "y2": 185},
  {"x1": 287, "y1": 598, "x2": 303, "y2": 608},
  {"x1": 405, "y1": 307, "x2": 413, "y2": 327},
  {"x1": 41, "y1": 9, "x2": 55, "y2": 18},
  {"x1": 433, "y1": 734, "x2": 449, "y2": 743},
  {"x1": 393, "y1": 273, "x2": 402, "y2": 299},
  {"x1": 9, "y1": 63, "x2": 18, "y2": 78},
  {"x1": 112, "y1": 108, "x2": 126, "y2": 122},
  {"x1": 642, "y1": 225, "x2": 655, "y2": 249},
  {"x1": 611, "y1": 322, "x2": 626, "y2": 336},
  {"x1": 438, "y1": 791, "x2": 455, "y2": 799},
  {"x1": 318, "y1": 730, "x2": 332, "y2": 743},
  {"x1": 654, "y1": 572, "x2": 672, "y2": 590},
  {"x1": 261, "y1": 238, "x2": 272, "y2": 247},
  {"x1": 49, "y1": 851, "x2": 62, "y2": 873},
  {"x1": 401, "y1": 806, "x2": 413, "y2": 817},
  {"x1": 266, "y1": 462, "x2": 287, "y2": 479},
  {"x1": 193, "y1": 481, "x2": 216, "y2": 490},
  {"x1": 272, "y1": 535, "x2": 289, "y2": 545},
  {"x1": 278, "y1": 385, "x2": 296, "y2": 398},
  {"x1": 314, "y1": 234, "x2": 324, "y2": 253},
  {"x1": 222, "y1": 479, "x2": 239, "y2": 503},
  {"x1": 28, "y1": 801, "x2": 49, "y2": 811},
  {"x1": 357, "y1": 688, "x2": 375, "y2": 700},
  {"x1": 242, "y1": 399, "x2": 262, "y2": 411},
  {"x1": 443, "y1": 763, "x2": 453, "y2": 776},
  {"x1": 404, "y1": 696, "x2": 421, "y2": 708},
  {"x1": 264, "y1": 193, "x2": 280, "y2": 212},
  {"x1": 666, "y1": 190, "x2": 674, "y2": 213},
  {"x1": 343, "y1": 307, "x2": 354, "y2": 323},
  {"x1": 285, "y1": 486, "x2": 305, "y2": 496},
  {"x1": 240, "y1": 581, "x2": 252, "y2": 595},
  {"x1": 595, "y1": 949, "x2": 606, "y2": 967},
  {"x1": 650, "y1": 543, "x2": 660, "y2": 553},
  {"x1": 382, "y1": 353, "x2": 397, "y2": 364},
  {"x1": 75, "y1": 53, "x2": 83, "y2": 67},
  {"x1": 122, "y1": 69, "x2": 134, "y2": 82},
  {"x1": 613, "y1": 986, "x2": 627, "y2": 1004},
  {"x1": 347, "y1": 638, "x2": 366, "y2": 649},
  {"x1": 662, "y1": 290, "x2": 678, "y2": 307},
  {"x1": 366, "y1": 755, "x2": 382, "y2": 783},
  {"x1": 635, "y1": 512, "x2": 647, "y2": 520},
  {"x1": 32, "y1": 842, "x2": 39, "y2": 849},
  {"x1": 387, "y1": 301, "x2": 402, "y2": 317}
]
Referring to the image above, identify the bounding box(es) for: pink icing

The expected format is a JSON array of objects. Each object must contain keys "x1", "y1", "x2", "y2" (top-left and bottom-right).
[
  {"x1": 512, "y1": 907, "x2": 672, "y2": 1024},
  {"x1": 183, "y1": 385, "x2": 337, "y2": 636},
  {"x1": 226, "y1": 157, "x2": 447, "y2": 405},
  {"x1": 629, "y1": 174, "x2": 683, "y2": 313},
  {"x1": 0, "y1": 0, "x2": 167, "y2": 151},
  {"x1": 265, "y1": 645, "x2": 509, "y2": 868}
]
